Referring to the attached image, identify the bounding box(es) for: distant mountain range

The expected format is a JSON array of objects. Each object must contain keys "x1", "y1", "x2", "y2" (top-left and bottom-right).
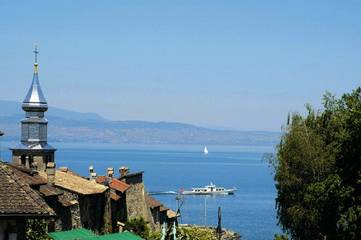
[{"x1": 0, "y1": 100, "x2": 281, "y2": 146}]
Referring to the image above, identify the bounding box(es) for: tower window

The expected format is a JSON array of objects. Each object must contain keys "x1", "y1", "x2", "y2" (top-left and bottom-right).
[{"x1": 21, "y1": 155, "x2": 26, "y2": 165}]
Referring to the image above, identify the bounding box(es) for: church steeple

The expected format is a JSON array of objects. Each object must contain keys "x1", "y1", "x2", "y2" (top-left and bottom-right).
[
  {"x1": 11, "y1": 46, "x2": 56, "y2": 171},
  {"x1": 22, "y1": 45, "x2": 48, "y2": 112}
]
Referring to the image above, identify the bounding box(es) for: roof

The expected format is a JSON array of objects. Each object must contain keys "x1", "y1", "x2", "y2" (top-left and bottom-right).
[
  {"x1": 159, "y1": 205, "x2": 169, "y2": 212},
  {"x1": 0, "y1": 161, "x2": 55, "y2": 217},
  {"x1": 145, "y1": 194, "x2": 178, "y2": 219},
  {"x1": 119, "y1": 171, "x2": 144, "y2": 180},
  {"x1": 145, "y1": 194, "x2": 162, "y2": 209},
  {"x1": 90, "y1": 232, "x2": 143, "y2": 240},
  {"x1": 110, "y1": 192, "x2": 121, "y2": 201},
  {"x1": 58, "y1": 196, "x2": 78, "y2": 207},
  {"x1": 22, "y1": 64, "x2": 48, "y2": 111},
  {"x1": 11, "y1": 142, "x2": 56, "y2": 151},
  {"x1": 39, "y1": 184, "x2": 63, "y2": 197},
  {"x1": 110, "y1": 179, "x2": 130, "y2": 193},
  {"x1": 96, "y1": 176, "x2": 130, "y2": 193},
  {"x1": 9, "y1": 164, "x2": 47, "y2": 186},
  {"x1": 48, "y1": 228, "x2": 143, "y2": 240},
  {"x1": 166, "y1": 209, "x2": 178, "y2": 219},
  {"x1": 48, "y1": 228, "x2": 96, "y2": 240},
  {"x1": 40, "y1": 169, "x2": 108, "y2": 195}
]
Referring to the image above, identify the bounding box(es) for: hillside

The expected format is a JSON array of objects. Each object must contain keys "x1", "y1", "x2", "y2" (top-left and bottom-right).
[{"x1": 0, "y1": 100, "x2": 280, "y2": 145}]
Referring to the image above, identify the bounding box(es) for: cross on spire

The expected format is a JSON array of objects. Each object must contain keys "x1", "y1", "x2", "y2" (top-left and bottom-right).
[
  {"x1": 33, "y1": 44, "x2": 39, "y2": 64},
  {"x1": 33, "y1": 44, "x2": 39, "y2": 73}
]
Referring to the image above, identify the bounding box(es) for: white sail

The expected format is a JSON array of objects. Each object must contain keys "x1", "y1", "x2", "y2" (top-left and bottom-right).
[{"x1": 204, "y1": 146, "x2": 208, "y2": 155}]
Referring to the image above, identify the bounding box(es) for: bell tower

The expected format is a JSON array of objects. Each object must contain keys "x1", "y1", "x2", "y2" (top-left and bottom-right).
[{"x1": 11, "y1": 46, "x2": 56, "y2": 171}]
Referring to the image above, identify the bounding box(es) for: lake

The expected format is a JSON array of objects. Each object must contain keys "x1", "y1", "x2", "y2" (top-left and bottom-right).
[{"x1": 0, "y1": 142, "x2": 281, "y2": 240}]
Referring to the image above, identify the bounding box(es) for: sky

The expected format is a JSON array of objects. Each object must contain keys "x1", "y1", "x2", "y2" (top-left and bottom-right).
[{"x1": 0, "y1": 1, "x2": 360, "y2": 131}]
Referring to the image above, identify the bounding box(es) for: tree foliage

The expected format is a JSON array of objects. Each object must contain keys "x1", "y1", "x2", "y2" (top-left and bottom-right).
[
  {"x1": 176, "y1": 226, "x2": 218, "y2": 240},
  {"x1": 273, "y1": 87, "x2": 361, "y2": 239},
  {"x1": 25, "y1": 219, "x2": 50, "y2": 240},
  {"x1": 123, "y1": 217, "x2": 150, "y2": 239}
]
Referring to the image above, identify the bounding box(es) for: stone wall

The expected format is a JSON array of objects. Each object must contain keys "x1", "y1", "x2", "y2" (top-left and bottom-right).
[
  {"x1": 79, "y1": 190, "x2": 111, "y2": 234},
  {"x1": 125, "y1": 182, "x2": 154, "y2": 227},
  {"x1": 48, "y1": 188, "x2": 111, "y2": 234},
  {"x1": 56, "y1": 190, "x2": 81, "y2": 230},
  {"x1": 11, "y1": 151, "x2": 54, "y2": 172}
]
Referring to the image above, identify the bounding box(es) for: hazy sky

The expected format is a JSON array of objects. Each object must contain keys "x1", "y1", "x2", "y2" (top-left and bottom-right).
[{"x1": 0, "y1": 1, "x2": 360, "y2": 131}]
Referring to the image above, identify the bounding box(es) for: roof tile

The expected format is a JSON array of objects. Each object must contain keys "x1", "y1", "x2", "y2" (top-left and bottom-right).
[{"x1": 0, "y1": 161, "x2": 55, "y2": 216}]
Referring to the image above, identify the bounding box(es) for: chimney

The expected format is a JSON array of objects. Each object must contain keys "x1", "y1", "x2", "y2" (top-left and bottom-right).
[
  {"x1": 46, "y1": 162, "x2": 56, "y2": 185},
  {"x1": 90, "y1": 172, "x2": 97, "y2": 180},
  {"x1": 119, "y1": 166, "x2": 129, "y2": 177},
  {"x1": 89, "y1": 165, "x2": 96, "y2": 180},
  {"x1": 107, "y1": 167, "x2": 114, "y2": 178},
  {"x1": 59, "y1": 166, "x2": 68, "y2": 172}
]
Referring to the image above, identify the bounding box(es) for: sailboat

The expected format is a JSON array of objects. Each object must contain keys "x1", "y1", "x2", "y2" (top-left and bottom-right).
[{"x1": 203, "y1": 146, "x2": 208, "y2": 155}]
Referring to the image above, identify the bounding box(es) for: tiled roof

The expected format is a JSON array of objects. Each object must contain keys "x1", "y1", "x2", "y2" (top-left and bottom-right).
[
  {"x1": 0, "y1": 161, "x2": 55, "y2": 216},
  {"x1": 95, "y1": 176, "x2": 110, "y2": 185},
  {"x1": 110, "y1": 179, "x2": 130, "y2": 193},
  {"x1": 58, "y1": 195, "x2": 78, "y2": 207},
  {"x1": 145, "y1": 194, "x2": 162, "y2": 209},
  {"x1": 96, "y1": 176, "x2": 130, "y2": 193},
  {"x1": 39, "y1": 184, "x2": 63, "y2": 197},
  {"x1": 9, "y1": 164, "x2": 47, "y2": 186},
  {"x1": 110, "y1": 192, "x2": 121, "y2": 201},
  {"x1": 166, "y1": 209, "x2": 178, "y2": 219},
  {"x1": 159, "y1": 205, "x2": 169, "y2": 212},
  {"x1": 40, "y1": 169, "x2": 108, "y2": 195}
]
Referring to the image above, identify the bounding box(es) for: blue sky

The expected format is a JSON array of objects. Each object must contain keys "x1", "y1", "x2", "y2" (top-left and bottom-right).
[{"x1": 0, "y1": 1, "x2": 360, "y2": 131}]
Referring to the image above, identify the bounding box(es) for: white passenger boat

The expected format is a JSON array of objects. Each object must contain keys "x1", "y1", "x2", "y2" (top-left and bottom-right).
[{"x1": 181, "y1": 182, "x2": 236, "y2": 195}]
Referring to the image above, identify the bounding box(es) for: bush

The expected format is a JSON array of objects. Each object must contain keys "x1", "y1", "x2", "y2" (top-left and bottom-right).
[
  {"x1": 25, "y1": 219, "x2": 50, "y2": 240},
  {"x1": 123, "y1": 217, "x2": 150, "y2": 239}
]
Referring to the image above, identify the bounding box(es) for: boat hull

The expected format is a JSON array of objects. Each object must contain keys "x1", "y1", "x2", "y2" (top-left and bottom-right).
[{"x1": 181, "y1": 189, "x2": 236, "y2": 195}]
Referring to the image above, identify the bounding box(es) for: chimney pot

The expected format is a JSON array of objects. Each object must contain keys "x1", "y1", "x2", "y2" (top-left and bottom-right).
[
  {"x1": 107, "y1": 167, "x2": 114, "y2": 178},
  {"x1": 119, "y1": 166, "x2": 129, "y2": 177},
  {"x1": 90, "y1": 172, "x2": 97, "y2": 181}
]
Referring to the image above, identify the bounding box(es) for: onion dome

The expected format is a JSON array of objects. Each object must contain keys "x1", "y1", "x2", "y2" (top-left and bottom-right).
[{"x1": 22, "y1": 46, "x2": 48, "y2": 112}]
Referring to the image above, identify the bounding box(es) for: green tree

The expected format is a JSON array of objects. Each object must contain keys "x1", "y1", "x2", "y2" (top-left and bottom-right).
[
  {"x1": 176, "y1": 226, "x2": 217, "y2": 240},
  {"x1": 25, "y1": 219, "x2": 50, "y2": 240},
  {"x1": 273, "y1": 87, "x2": 361, "y2": 239},
  {"x1": 274, "y1": 234, "x2": 288, "y2": 240},
  {"x1": 123, "y1": 217, "x2": 150, "y2": 239}
]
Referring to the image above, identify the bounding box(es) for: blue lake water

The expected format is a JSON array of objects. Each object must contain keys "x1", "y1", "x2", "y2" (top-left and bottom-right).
[{"x1": 0, "y1": 142, "x2": 281, "y2": 240}]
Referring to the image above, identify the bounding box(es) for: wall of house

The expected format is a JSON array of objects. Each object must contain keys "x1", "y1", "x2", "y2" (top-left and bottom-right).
[
  {"x1": 47, "y1": 188, "x2": 111, "y2": 234},
  {"x1": 125, "y1": 182, "x2": 154, "y2": 228},
  {"x1": 0, "y1": 218, "x2": 25, "y2": 240},
  {"x1": 54, "y1": 190, "x2": 82, "y2": 230},
  {"x1": 79, "y1": 191, "x2": 111, "y2": 234},
  {"x1": 150, "y1": 207, "x2": 161, "y2": 227}
]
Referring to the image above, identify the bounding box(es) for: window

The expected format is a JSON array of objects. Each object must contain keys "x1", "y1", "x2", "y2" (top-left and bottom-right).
[{"x1": 21, "y1": 155, "x2": 26, "y2": 165}]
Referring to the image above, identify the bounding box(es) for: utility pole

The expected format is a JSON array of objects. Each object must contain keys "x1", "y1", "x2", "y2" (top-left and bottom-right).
[
  {"x1": 217, "y1": 206, "x2": 222, "y2": 240},
  {"x1": 0, "y1": 131, "x2": 4, "y2": 160},
  {"x1": 204, "y1": 197, "x2": 207, "y2": 226}
]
